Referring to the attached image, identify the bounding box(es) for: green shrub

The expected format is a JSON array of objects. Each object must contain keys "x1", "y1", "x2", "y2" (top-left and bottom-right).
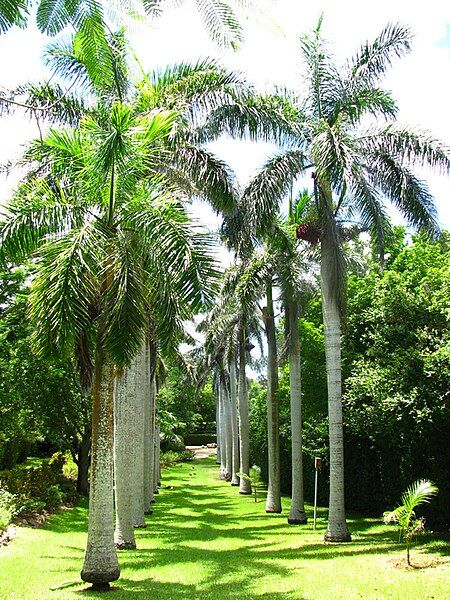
[
  {"x1": 0, "y1": 455, "x2": 77, "y2": 515},
  {"x1": 0, "y1": 488, "x2": 19, "y2": 532}
]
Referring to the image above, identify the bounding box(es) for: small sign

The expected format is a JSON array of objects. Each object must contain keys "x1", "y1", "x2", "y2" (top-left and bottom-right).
[{"x1": 314, "y1": 457, "x2": 322, "y2": 470}]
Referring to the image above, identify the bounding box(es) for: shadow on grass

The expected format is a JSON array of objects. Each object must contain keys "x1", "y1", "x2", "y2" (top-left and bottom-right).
[
  {"x1": 41, "y1": 458, "x2": 448, "y2": 599},
  {"x1": 75, "y1": 580, "x2": 306, "y2": 600}
]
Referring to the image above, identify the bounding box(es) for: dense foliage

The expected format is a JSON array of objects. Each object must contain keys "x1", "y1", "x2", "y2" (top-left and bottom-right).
[
  {"x1": 249, "y1": 232, "x2": 450, "y2": 528},
  {"x1": 0, "y1": 266, "x2": 91, "y2": 492},
  {"x1": 157, "y1": 363, "x2": 217, "y2": 447},
  {"x1": 0, "y1": 452, "x2": 78, "y2": 532}
]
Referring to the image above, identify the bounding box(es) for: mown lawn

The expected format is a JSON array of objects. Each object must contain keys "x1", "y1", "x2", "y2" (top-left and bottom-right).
[{"x1": 0, "y1": 457, "x2": 448, "y2": 599}]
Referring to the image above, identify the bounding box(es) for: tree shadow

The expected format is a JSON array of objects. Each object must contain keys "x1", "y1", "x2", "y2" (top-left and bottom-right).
[{"x1": 38, "y1": 458, "x2": 449, "y2": 599}]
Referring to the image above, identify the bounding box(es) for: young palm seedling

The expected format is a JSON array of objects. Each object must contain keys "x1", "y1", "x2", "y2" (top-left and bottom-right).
[{"x1": 383, "y1": 479, "x2": 438, "y2": 566}]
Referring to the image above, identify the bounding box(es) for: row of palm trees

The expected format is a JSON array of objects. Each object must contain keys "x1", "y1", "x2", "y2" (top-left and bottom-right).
[
  {"x1": 201, "y1": 18, "x2": 450, "y2": 543},
  {"x1": 1, "y1": 15, "x2": 449, "y2": 589},
  {"x1": 0, "y1": 24, "x2": 290, "y2": 588}
]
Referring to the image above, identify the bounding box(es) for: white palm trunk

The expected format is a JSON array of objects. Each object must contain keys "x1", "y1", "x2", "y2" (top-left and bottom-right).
[
  {"x1": 114, "y1": 359, "x2": 137, "y2": 549},
  {"x1": 81, "y1": 354, "x2": 120, "y2": 590},
  {"x1": 154, "y1": 419, "x2": 161, "y2": 492},
  {"x1": 218, "y1": 384, "x2": 228, "y2": 479},
  {"x1": 143, "y1": 344, "x2": 155, "y2": 514},
  {"x1": 237, "y1": 326, "x2": 252, "y2": 495},
  {"x1": 264, "y1": 283, "x2": 282, "y2": 513},
  {"x1": 229, "y1": 359, "x2": 240, "y2": 486},
  {"x1": 224, "y1": 380, "x2": 233, "y2": 482},
  {"x1": 287, "y1": 301, "x2": 307, "y2": 525},
  {"x1": 132, "y1": 343, "x2": 147, "y2": 528},
  {"x1": 321, "y1": 240, "x2": 351, "y2": 542},
  {"x1": 215, "y1": 400, "x2": 221, "y2": 465}
]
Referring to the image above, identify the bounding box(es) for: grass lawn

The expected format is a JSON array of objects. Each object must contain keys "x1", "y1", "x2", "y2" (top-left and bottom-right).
[{"x1": 0, "y1": 457, "x2": 448, "y2": 599}]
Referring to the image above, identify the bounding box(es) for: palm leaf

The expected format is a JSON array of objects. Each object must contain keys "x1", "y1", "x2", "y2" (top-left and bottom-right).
[
  {"x1": 0, "y1": 0, "x2": 28, "y2": 33},
  {"x1": 102, "y1": 232, "x2": 147, "y2": 366},
  {"x1": 29, "y1": 223, "x2": 103, "y2": 357},
  {"x1": 350, "y1": 23, "x2": 412, "y2": 85},
  {"x1": 0, "y1": 179, "x2": 86, "y2": 265}
]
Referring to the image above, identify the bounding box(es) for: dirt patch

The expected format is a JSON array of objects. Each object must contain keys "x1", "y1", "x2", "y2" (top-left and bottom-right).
[
  {"x1": 389, "y1": 555, "x2": 447, "y2": 570},
  {"x1": 186, "y1": 445, "x2": 217, "y2": 460}
]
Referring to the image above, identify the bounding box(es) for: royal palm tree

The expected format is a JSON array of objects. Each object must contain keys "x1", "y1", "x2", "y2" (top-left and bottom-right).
[
  {"x1": 0, "y1": 101, "x2": 221, "y2": 587},
  {"x1": 240, "y1": 19, "x2": 450, "y2": 541},
  {"x1": 200, "y1": 268, "x2": 262, "y2": 494}
]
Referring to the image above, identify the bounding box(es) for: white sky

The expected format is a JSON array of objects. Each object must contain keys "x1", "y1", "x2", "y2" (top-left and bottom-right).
[{"x1": 1, "y1": 0, "x2": 450, "y2": 230}]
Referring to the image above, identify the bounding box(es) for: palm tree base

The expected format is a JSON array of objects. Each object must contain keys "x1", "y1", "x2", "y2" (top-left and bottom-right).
[
  {"x1": 324, "y1": 530, "x2": 352, "y2": 542},
  {"x1": 239, "y1": 490, "x2": 252, "y2": 495},
  {"x1": 114, "y1": 541, "x2": 136, "y2": 550},
  {"x1": 144, "y1": 509, "x2": 153, "y2": 516},
  {"x1": 287, "y1": 516, "x2": 308, "y2": 525},
  {"x1": 134, "y1": 520, "x2": 148, "y2": 527},
  {"x1": 88, "y1": 582, "x2": 112, "y2": 592},
  {"x1": 231, "y1": 482, "x2": 239, "y2": 486},
  {"x1": 81, "y1": 568, "x2": 120, "y2": 588},
  {"x1": 265, "y1": 508, "x2": 282, "y2": 514}
]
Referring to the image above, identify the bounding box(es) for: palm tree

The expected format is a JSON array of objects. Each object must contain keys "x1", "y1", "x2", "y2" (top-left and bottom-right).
[
  {"x1": 200, "y1": 269, "x2": 262, "y2": 494},
  {"x1": 384, "y1": 479, "x2": 438, "y2": 566},
  {"x1": 239, "y1": 19, "x2": 450, "y2": 541},
  {"x1": 0, "y1": 101, "x2": 221, "y2": 587}
]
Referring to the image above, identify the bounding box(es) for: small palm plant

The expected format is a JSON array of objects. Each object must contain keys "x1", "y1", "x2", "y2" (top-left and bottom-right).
[
  {"x1": 237, "y1": 465, "x2": 263, "y2": 503},
  {"x1": 383, "y1": 479, "x2": 438, "y2": 566}
]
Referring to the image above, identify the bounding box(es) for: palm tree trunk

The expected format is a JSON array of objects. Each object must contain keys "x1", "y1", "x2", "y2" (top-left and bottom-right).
[
  {"x1": 154, "y1": 419, "x2": 161, "y2": 492},
  {"x1": 144, "y1": 341, "x2": 155, "y2": 513},
  {"x1": 132, "y1": 342, "x2": 147, "y2": 528},
  {"x1": 264, "y1": 280, "x2": 282, "y2": 513},
  {"x1": 321, "y1": 239, "x2": 351, "y2": 542},
  {"x1": 81, "y1": 348, "x2": 120, "y2": 590},
  {"x1": 223, "y1": 380, "x2": 233, "y2": 482},
  {"x1": 229, "y1": 359, "x2": 240, "y2": 486},
  {"x1": 114, "y1": 360, "x2": 137, "y2": 549},
  {"x1": 237, "y1": 324, "x2": 252, "y2": 495},
  {"x1": 218, "y1": 384, "x2": 228, "y2": 479},
  {"x1": 287, "y1": 300, "x2": 307, "y2": 525},
  {"x1": 215, "y1": 400, "x2": 221, "y2": 465}
]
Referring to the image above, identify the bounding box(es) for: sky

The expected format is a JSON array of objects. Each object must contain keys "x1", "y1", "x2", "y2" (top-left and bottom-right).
[{"x1": 1, "y1": 0, "x2": 450, "y2": 232}]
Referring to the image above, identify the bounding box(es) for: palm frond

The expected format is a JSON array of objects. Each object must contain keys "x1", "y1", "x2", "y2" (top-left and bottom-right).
[
  {"x1": 12, "y1": 81, "x2": 87, "y2": 126},
  {"x1": 347, "y1": 167, "x2": 392, "y2": 259},
  {"x1": 141, "y1": 59, "x2": 245, "y2": 117},
  {"x1": 123, "y1": 193, "x2": 220, "y2": 311},
  {"x1": 365, "y1": 150, "x2": 439, "y2": 236},
  {"x1": 363, "y1": 125, "x2": 450, "y2": 174},
  {"x1": 170, "y1": 145, "x2": 238, "y2": 214},
  {"x1": 102, "y1": 232, "x2": 147, "y2": 366},
  {"x1": 0, "y1": 0, "x2": 28, "y2": 33},
  {"x1": 199, "y1": 91, "x2": 305, "y2": 146},
  {"x1": 29, "y1": 223, "x2": 103, "y2": 357},
  {"x1": 44, "y1": 37, "x2": 94, "y2": 92},
  {"x1": 194, "y1": 0, "x2": 244, "y2": 48},
  {"x1": 0, "y1": 179, "x2": 86, "y2": 265},
  {"x1": 349, "y1": 23, "x2": 412, "y2": 85},
  {"x1": 401, "y1": 480, "x2": 438, "y2": 515},
  {"x1": 300, "y1": 16, "x2": 342, "y2": 120},
  {"x1": 242, "y1": 149, "x2": 309, "y2": 235}
]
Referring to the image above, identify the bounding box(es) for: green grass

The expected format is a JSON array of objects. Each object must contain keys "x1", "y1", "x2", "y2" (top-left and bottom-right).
[{"x1": 0, "y1": 457, "x2": 448, "y2": 599}]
